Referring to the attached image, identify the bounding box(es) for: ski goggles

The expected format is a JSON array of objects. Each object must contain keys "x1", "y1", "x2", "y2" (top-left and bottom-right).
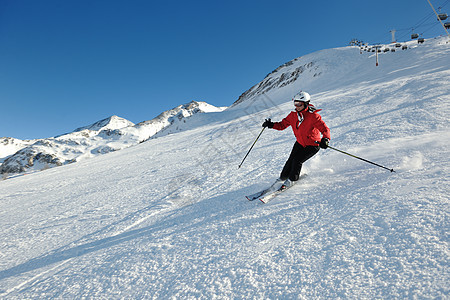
[{"x1": 294, "y1": 101, "x2": 306, "y2": 107}]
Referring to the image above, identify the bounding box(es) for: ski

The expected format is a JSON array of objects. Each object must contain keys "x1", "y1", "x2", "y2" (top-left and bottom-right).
[
  {"x1": 259, "y1": 182, "x2": 295, "y2": 204},
  {"x1": 245, "y1": 179, "x2": 283, "y2": 201},
  {"x1": 245, "y1": 190, "x2": 267, "y2": 201},
  {"x1": 246, "y1": 174, "x2": 307, "y2": 203}
]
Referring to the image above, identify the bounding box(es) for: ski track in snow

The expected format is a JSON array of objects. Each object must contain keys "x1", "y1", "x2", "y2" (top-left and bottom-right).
[{"x1": 0, "y1": 37, "x2": 449, "y2": 298}]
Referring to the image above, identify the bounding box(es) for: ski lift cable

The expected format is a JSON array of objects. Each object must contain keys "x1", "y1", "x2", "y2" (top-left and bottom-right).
[
  {"x1": 409, "y1": 0, "x2": 449, "y2": 30},
  {"x1": 427, "y1": 0, "x2": 450, "y2": 36},
  {"x1": 396, "y1": 22, "x2": 437, "y2": 40},
  {"x1": 411, "y1": 11, "x2": 436, "y2": 29},
  {"x1": 438, "y1": 0, "x2": 450, "y2": 9},
  {"x1": 420, "y1": 20, "x2": 442, "y2": 35},
  {"x1": 360, "y1": 0, "x2": 449, "y2": 46},
  {"x1": 385, "y1": 0, "x2": 450, "y2": 42}
]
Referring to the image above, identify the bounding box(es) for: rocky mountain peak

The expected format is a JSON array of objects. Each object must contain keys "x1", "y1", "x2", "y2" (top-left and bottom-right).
[{"x1": 74, "y1": 115, "x2": 135, "y2": 133}]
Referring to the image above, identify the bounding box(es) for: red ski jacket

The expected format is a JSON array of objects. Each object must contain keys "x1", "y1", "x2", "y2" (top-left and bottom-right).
[{"x1": 272, "y1": 106, "x2": 331, "y2": 147}]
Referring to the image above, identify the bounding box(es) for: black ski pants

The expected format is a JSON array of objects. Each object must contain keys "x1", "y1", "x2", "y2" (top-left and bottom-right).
[{"x1": 280, "y1": 142, "x2": 320, "y2": 181}]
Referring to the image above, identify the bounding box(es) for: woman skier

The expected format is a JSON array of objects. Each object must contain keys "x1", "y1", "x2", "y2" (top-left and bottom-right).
[{"x1": 262, "y1": 91, "x2": 331, "y2": 190}]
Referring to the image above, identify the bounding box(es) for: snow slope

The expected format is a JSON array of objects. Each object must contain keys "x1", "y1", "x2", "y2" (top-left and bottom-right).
[{"x1": 0, "y1": 37, "x2": 449, "y2": 298}]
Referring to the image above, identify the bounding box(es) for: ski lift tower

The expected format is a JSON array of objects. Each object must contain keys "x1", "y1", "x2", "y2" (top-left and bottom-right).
[
  {"x1": 390, "y1": 30, "x2": 397, "y2": 43},
  {"x1": 374, "y1": 45, "x2": 382, "y2": 66}
]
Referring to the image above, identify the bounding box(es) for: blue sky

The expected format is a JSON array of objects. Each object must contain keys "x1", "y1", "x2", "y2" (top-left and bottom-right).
[{"x1": 1, "y1": 0, "x2": 448, "y2": 139}]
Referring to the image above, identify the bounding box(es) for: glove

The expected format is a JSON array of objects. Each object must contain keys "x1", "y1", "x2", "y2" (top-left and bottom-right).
[
  {"x1": 319, "y1": 137, "x2": 329, "y2": 149},
  {"x1": 262, "y1": 118, "x2": 274, "y2": 128}
]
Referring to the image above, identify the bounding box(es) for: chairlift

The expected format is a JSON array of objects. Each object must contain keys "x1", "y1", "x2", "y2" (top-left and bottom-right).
[
  {"x1": 445, "y1": 22, "x2": 450, "y2": 29},
  {"x1": 437, "y1": 13, "x2": 448, "y2": 21},
  {"x1": 418, "y1": 38, "x2": 425, "y2": 44},
  {"x1": 411, "y1": 33, "x2": 419, "y2": 39},
  {"x1": 395, "y1": 43, "x2": 402, "y2": 48},
  {"x1": 402, "y1": 45, "x2": 408, "y2": 50}
]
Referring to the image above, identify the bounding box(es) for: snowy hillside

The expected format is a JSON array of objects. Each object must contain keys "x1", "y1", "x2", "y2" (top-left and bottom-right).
[
  {"x1": 0, "y1": 37, "x2": 448, "y2": 298},
  {"x1": 0, "y1": 101, "x2": 225, "y2": 175},
  {"x1": 0, "y1": 137, "x2": 36, "y2": 164}
]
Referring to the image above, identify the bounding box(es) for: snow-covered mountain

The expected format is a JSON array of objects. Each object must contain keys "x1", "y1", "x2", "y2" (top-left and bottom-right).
[
  {"x1": 0, "y1": 137, "x2": 36, "y2": 164},
  {"x1": 0, "y1": 101, "x2": 226, "y2": 175},
  {"x1": 72, "y1": 115, "x2": 135, "y2": 133},
  {"x1": 133, "y1": 100, "x2": 226, "y2": 139},
  {"x1": 232, "y1": 60, "x2": 320, "y2": 107},
  {"x1": 0, "y1": 37, "x2": 448, "y2": 298}
]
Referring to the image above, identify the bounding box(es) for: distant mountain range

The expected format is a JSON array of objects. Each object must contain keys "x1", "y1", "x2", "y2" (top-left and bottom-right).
[{"x1": 0, "y1": 101, "x2": 226, "y2": 174}]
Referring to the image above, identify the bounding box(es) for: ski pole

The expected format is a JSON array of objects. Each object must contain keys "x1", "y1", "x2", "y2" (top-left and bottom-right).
[
  {"x1": 238, "y1": 127, "x2": 266, "y2": 169},
  {"x1": 327, "y1": 145, "x2": 395, "y2": 172}
]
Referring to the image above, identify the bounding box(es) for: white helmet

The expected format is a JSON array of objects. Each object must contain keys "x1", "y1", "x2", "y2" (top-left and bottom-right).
[{"x1": 293, "y1": 91, "x2": 311, "y2": 103}]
